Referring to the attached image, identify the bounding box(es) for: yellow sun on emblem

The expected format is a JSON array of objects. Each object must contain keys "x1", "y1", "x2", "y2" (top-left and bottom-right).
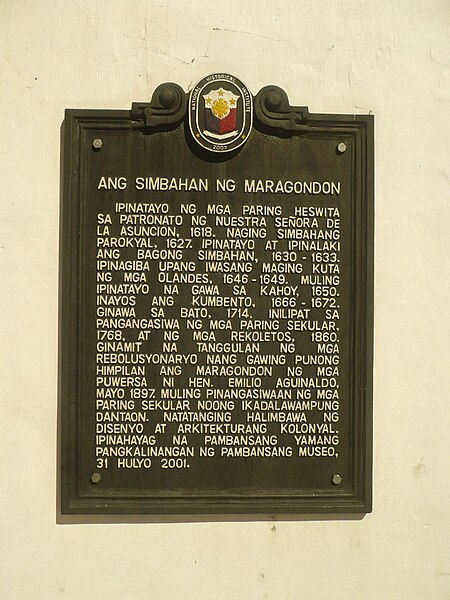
[{"x1": 211, "y1": 97, "x2": 230, "y2": 119}]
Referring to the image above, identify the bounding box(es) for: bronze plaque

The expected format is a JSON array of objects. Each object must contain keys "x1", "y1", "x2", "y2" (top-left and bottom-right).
[{"x1": 60, "y1": 75, "x2": 373, "y2": 514}]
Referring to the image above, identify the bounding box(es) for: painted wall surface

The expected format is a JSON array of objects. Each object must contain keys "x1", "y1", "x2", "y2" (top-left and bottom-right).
[{"x1": 1, "y1": 1, "x2": 449, "y2": 598}]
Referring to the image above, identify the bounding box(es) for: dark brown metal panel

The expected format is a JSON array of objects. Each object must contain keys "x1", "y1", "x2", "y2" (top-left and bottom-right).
[{"x1": 60, "y1": 82, "x2": 373, "y2": 515}]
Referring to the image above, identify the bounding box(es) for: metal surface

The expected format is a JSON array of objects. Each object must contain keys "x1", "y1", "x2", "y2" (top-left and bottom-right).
[
  {"x1": 60, "y1": 79, "x2": 374, "y2": 515},
  {"x1": 331, "y1": 474, "x2": 343, "y2": 485},
  {"x1": 90, "y1": 473, "x2": 101, "y2": 484}
]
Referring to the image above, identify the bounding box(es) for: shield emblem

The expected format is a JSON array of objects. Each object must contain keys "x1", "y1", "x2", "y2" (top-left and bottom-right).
[
  {"x1": 189, "y1": 74, "x2": 252, "y2": 153},
  {"x1": 203, "y1": 88, "x2": 239, "y2": 139}
]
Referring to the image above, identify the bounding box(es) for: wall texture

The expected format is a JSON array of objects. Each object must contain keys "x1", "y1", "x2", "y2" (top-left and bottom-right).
[{"x1": 1, "y1": 1, "x2": 450, "y2": 598}]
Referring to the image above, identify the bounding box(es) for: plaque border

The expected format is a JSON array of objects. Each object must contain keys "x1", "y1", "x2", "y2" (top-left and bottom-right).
[{"x1": 60, "y1": 93, "x2": 373, "y2": 516}]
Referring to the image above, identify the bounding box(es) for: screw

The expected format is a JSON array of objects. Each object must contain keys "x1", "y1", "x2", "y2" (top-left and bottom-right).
[
  {"x1": 90, "y1": 472, "x2": 101, "y2": 484},
  {"x1": 92, "y1": 138, "x2": 103, "y2": 150},
  {"x1": 331, "y1": 474, "x2": 342, "y2": 485},
  {"x1": 337, "y1": 142, "x2": 347, "y2": 154}
]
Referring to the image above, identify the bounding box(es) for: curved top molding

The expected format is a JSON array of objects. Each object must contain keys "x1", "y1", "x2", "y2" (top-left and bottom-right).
[
  {"x1": 253, "y1": 85, "x2": 309, "y2": 133},
  {"x1": 131, "y1": 80, "x2": 311, "y2": 135},
  {"x1": 131, "y1": 82, "x2": 187, "y2": 131}
]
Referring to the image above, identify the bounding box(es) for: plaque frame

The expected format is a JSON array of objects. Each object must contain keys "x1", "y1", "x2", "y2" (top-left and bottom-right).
[{"x1": 59, "y1": 82, "x2": 374, "y2": 515}]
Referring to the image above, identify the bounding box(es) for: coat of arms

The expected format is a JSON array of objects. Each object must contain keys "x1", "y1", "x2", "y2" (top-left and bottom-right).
[
  {"x1": 189, "y1": 74, "x2": 253, "y2": 153},
  {"x1": 203, "y1": 88, "x2": 239, "y2": 139}
]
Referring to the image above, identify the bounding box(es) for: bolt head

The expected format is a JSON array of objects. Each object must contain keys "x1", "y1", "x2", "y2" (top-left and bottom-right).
[
  {"x1": 90, "y1": 472, "x2": 101, "y2": 484},
  {"x1": 331, "y1": 474, "x2": 342, "y2": 485},
  {"x1": 337, "y1": 142, "x2": 347, "y2": 154},
  {"x1": 92, "y1": 138, "x2": 103, "y2": 150}
]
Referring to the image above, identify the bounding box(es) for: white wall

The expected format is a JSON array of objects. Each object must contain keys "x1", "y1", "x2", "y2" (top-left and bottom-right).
[{"x1": 1, "y1": 1, "x2": 450, "y2": 598}]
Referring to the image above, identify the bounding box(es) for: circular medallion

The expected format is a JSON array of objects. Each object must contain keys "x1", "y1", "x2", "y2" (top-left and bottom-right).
[{"x1": 189, "y1": 74, "x2": 253, "y2": 153}]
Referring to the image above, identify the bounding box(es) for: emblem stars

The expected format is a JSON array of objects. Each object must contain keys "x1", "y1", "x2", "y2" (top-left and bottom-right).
[{"x1": 189, "y1": 74, "x2": 253, "y2": 153}]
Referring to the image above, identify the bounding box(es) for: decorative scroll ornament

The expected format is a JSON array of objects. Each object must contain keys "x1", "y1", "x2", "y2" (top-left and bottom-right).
[
  {"x1": 254, "y1": 85, "x2": 310, "y2": 133},
  {"x1": 131, "y1": 76, "x2": 312, "y2": 143},
  {"x1": 131, "y1": 82, "x2": 186, "y2": 131}
]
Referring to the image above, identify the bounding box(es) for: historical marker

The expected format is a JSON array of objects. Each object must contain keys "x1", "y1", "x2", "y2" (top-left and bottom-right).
[{"x1": 60, "y1": 74, "x2": 373, "y2": 514}]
